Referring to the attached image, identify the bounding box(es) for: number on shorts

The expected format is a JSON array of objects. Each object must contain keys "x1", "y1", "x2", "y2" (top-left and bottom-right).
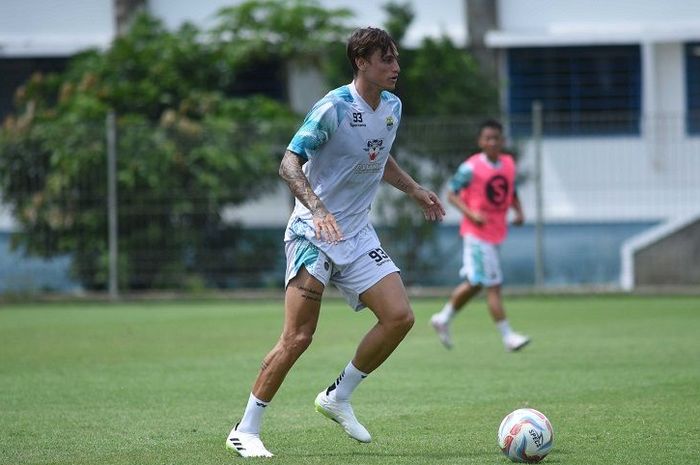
[{"x1": 368, "y1": 248, "x2": 388, "y2": 263}]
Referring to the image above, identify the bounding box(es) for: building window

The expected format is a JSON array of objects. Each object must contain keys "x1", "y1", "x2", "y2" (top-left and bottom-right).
[
  {"x1": 686, "y1": 43, "x2": 700, "y2": 135},
  {"x1": 507, "y1": 46, "x2": 641, "y2": 136}
]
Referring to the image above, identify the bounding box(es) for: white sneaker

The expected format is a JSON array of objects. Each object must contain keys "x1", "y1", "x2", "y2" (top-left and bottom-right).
[
  {"x1": 314, "y1": 390, "x2": 371, "y2": 443},
  {"x1": 226, "y1": 423, "x2": 274, "y2": 458},
  {"x1": 503, "y1": 332, "x2": 531, "y2": 352},
  {"x1": 430, "y1": 314, "x2": 453, "y2": 349}
]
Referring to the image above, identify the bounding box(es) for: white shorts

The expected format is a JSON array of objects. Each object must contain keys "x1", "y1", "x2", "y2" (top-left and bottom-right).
[
  {"x1": 284, "y1": 227, "x2": 400, "y2": 311},
  {"x1": 459, "y1": 234, "x2": 503, "y2": 287}
]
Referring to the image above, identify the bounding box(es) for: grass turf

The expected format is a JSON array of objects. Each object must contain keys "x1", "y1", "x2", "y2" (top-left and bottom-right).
[{"x1": 1, "y1": 295, "x2": 698, "y2": 464}]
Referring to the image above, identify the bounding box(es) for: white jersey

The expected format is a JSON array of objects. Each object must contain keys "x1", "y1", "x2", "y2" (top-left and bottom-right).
[{"x1": 284, "y1": 81, "x2": 402, "y2": 264}]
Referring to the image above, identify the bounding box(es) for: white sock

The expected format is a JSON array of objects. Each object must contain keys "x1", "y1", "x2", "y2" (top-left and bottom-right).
[
  {"x1": 436, "y1": 302, "x2": 456, "y2": 323},
  {"x1": 496, "y1": 320, "x2": 513, "y2": 338},
  {"x1": 236, "y1": 393, "x2": 269, "y2": 435},
  {"x1": 327, "y1": 361, "x2": 368, "y2": 402}
]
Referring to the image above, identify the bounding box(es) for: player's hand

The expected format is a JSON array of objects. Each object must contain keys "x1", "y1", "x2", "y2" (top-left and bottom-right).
[
  {"x1": 410, "y1": 186, "x2": 446, "y2": 222},
  {"x1": 512, "y1": 211, "x2": 525, "y2": 226},
  {"x1": 468, "y1": 211, "x2": 486, "y2": 226},
  {"x1": 312, "y1": 211, "x2": 343, "y2": 244}
]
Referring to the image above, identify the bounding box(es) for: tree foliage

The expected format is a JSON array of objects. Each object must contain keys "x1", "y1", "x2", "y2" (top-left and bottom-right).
[
  {"x1": 0, "y1": 1, "x2": 350, "y2": 290},
  {"x1": 211, "y1": 0, "x2": 352, "y2": 65}
]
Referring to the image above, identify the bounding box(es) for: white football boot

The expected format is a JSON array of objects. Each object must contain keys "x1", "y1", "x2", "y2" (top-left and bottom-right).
[
  {"x1": 430, "y1": 314, "x2": 453, "y2": 349},
  {"x1": 226, "y1": 423, "x2": 274, "y2": 458},
  {"x1": 314, "y1": 390, "x2": 371, "y2": 443},
  {"x1": 503, "y1": 332, "x2": 531, "y2": 352}
]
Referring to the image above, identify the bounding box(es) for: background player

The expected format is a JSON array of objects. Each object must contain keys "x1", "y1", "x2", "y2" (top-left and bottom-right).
[{"x1": 430, "y1": 119, "x2": 529, "y2": 352}]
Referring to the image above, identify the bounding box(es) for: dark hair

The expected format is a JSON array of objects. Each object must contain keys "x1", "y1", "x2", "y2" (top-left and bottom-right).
[
  {"x1": 478, "y1": 119, "x2": 503, "y2": 136},
  {"x1": 346, "y1": 27, "x2": 398, "y2": 76}
]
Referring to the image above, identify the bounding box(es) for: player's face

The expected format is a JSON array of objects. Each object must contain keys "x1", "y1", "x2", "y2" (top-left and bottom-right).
[
  {"x1": 360, "y1": 47, "x2": 400, "y2": 91},
  {"x1": 478, "y1": 128, "x2": 504, "y2": 158}
]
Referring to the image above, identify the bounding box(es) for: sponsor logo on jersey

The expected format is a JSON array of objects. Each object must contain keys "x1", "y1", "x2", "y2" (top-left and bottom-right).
[
  {"x1": 486, "y1": 174, "x2": 510, "y2": 206},
  {"x1": 352, "y1": 139, "x2": 385, "y2": 174},
  {"x1": 364, "y1": 139, "x2": 384, "y2": 161},
  {"x1": 353, "y1": 161, "x2": 383, "y2": 174},
  {"x1": 385, "y1": 116, "x2": 394, "y2": 129}
]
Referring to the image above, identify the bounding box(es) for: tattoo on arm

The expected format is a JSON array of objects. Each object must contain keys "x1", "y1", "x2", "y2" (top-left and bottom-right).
[
  {"x1": 383, "y1": 155, "x2": 417, "y2": 193},
  {"x1": 391, "y1": 175, "x2": 412, "y2": 192},
  {"x1": 279, "y1": 151, "x2": 327, "y2": 217}
]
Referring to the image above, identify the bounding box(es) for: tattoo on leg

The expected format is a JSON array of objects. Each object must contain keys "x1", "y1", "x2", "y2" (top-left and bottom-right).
[
  {"x1": 260, "y1": 359, "x2": 269, "y2": 371},
  {"x1": 295, "y1": 285, "x2": 322, "y2": 302}
]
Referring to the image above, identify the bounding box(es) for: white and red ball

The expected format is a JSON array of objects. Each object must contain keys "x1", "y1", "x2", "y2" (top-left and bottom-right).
[{"x1": 498, "y1": 408, "x2": 554, "y2": 463}]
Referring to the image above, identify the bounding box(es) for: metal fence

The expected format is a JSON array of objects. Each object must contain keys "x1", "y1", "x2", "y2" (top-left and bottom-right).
[{"x1": 1, "y1": 110, "x2": 699, "y2": 296}]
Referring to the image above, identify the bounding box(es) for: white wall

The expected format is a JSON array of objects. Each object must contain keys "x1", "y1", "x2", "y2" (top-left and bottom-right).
[
  {"x1": 515, "y1": 133, "x2": 700, "y2": 222},
  {"x1": 485, "y1": 0, "x2": 700, "y2": 223},
  {"x1": 148, "y1": 0, "x2": 233, "y2": 30},
  {"x1": 0, "y1": 0, "x2": 114, "y2": 56},
  {"x1": 487, "y1": 0, "x2": 700, "y2": 47},
  {"x1": 655, "y1": 43, "x2": 685, "y2": 117}
]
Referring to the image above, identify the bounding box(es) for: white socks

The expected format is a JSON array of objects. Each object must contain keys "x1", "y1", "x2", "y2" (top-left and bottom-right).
[
  {"x1": 236, "y1": 393, "x2": 269, "y2": 434},
  {"x1": 236, "y1": 362, "x2": 369, "y2": 435},
  {"x1": 327, "y1": 361, "x2": 368, "y2": 402},
  {"x1": 496, "y1": 319, "x2": 513, "y2": 338},
  {"x1": 435, "y1": 302, "x2": 456, "y2": 324},
  {"x1": 438, "y1": 303, "x2": 514, "y2": 340}
]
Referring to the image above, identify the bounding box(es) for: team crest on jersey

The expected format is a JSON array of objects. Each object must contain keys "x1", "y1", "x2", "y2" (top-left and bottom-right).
[
  {"x1": 364, "y1": 139, "x2": 384, "y2": 160},
  {"x1": 385, "y1": 116, "x2": 394, "y2": 129}
]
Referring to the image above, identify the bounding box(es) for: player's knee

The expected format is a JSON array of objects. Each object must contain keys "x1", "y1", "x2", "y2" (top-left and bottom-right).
[
  {"x1": 405, "y1": 309, "x2": 416, "y2": 329},
  {"x1": 386, "y1": 306, "x2": 414, "y2": 335},
  {"x1": 281, "y1": 330, "x2": 313, "y2": 355},
  {"x1": 401, "y1": 310, "x2": 415, "y2": 334}
]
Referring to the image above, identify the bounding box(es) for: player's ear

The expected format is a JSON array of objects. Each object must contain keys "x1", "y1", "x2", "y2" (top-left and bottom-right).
[{"x1": 356, "y1": 57, "x2": 367, "y2": 72}]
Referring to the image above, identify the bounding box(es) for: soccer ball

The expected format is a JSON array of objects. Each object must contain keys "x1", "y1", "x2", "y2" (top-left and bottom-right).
[{"x1": 498, "y1": 408, "x2": 554, "y2": 463}]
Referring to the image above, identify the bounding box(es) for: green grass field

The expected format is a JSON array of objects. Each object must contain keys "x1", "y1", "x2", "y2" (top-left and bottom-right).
[{"x1": 1, "y1": 295, "x2": 698, "y2": 465}]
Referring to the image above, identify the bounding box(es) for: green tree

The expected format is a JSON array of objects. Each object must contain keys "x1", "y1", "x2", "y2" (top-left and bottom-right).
[
  {"x1": 0, "y1": 1, "x2": 351, "y2": 291},
  {"x1": 211, "y1": 0, "x2": 352, "y2": 63}
]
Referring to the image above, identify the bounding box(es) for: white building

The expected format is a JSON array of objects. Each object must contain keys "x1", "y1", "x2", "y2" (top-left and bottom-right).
[{"x1": 480, "y1": 0, "x2": 700, "y2": 222}]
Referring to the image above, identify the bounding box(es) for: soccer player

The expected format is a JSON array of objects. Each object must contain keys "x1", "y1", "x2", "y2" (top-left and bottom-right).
[
  {"x1": 430, "y1": 119, "x2": 530, "y2": 352},
  {"x1": 226, "y1": 27, "x2": 445, "y2": 458}
]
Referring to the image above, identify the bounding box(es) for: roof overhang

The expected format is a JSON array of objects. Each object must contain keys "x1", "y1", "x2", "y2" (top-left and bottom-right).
[{"x1": 485, "y1": 21, "x2": 700, "y2": 48}]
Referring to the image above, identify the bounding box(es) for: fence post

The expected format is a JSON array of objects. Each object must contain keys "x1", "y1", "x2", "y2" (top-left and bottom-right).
[
  {"x1": 532, "y1": 101, "x2": 545, "y2": 288},
  {"x1": 106, "y1": 111, "x2": 119, "y2": 300}
]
